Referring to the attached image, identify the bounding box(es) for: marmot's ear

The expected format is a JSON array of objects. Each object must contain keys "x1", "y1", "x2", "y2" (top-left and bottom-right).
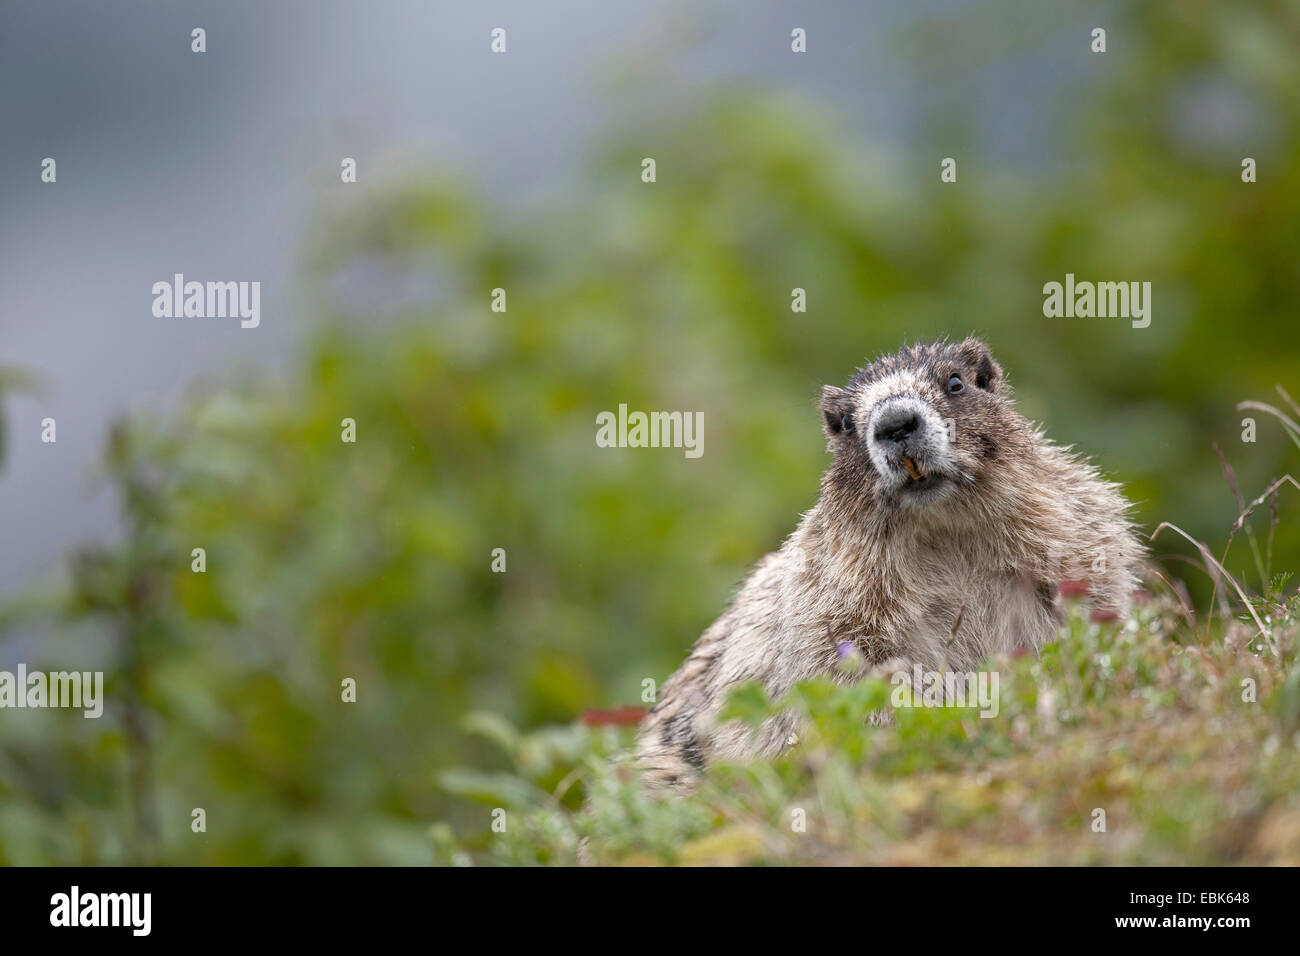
[
  {"x1": 958, "y1": 337, "x2": 1003, "y2": 392},
  {"x1": 820, "y1": 385, "x2": 853, "y2": 438}
]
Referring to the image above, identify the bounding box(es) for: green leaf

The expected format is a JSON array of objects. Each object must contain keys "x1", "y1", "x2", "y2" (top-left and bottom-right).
[
  {"x1": 459, "y1": 711, "x2": 521, "y2": 758},
  {"x1": 435, "y1": 769, "x2": 541, "y2": 809},
  {"x1": 719, "y1": 680, "x2": 773, "y2": 727}
]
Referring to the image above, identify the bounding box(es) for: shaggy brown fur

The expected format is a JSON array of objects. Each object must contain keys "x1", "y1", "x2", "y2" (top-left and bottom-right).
[{"x1": 635, "y1": 338, "x2": 1143, "y2": 788}]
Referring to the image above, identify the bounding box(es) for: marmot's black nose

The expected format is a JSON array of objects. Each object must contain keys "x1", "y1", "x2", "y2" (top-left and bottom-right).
[{"x1": 874, "y1": 407, "x2": 922, "y2": 445}]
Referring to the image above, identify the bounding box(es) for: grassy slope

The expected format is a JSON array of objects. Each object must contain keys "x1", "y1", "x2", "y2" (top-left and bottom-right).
[{"x1": 438, "y1": 587, "x2": 1300, "y2": 866}]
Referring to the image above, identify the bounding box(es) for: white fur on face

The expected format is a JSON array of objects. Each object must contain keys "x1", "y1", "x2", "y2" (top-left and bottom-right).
[{"x1": 855, "y1": 372, "x2": 958, "y2": 495}]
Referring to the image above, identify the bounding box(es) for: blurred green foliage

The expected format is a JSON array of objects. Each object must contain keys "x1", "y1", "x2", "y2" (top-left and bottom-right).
[{"x1": 2, "y1": 2, "x2": 1299, "y2": 863}]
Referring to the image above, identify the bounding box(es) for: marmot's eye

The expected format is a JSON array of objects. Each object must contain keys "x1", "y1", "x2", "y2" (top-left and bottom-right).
[{"x1": 947, "y1": 374, "x2": 964, "y2": 394}]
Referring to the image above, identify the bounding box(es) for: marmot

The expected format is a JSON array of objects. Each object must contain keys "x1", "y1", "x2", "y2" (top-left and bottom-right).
[{"x1": 635, "y1": 338, "x2": 1143, "y2": 788}]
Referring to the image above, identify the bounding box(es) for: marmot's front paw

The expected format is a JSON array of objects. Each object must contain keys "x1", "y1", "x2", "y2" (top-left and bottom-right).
[{"x1": 633, "y1": 742, "x2": 703, "y2": 792}]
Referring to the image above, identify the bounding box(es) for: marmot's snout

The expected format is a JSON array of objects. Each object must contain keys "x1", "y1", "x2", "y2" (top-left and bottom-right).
[{"x1": 866, "y1": 393, "x2": 957, "y2": 497}]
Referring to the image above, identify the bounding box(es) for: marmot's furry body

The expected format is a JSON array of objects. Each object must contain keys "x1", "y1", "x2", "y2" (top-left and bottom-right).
[{"x1": 636, "y1": 339, "x2": 1143, "y2": 788}]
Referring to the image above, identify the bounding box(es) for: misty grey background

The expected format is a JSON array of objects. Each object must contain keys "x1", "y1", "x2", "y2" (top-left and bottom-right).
[{"x1": 0, "y1": 0, "x2": 1094, "y2": 599}]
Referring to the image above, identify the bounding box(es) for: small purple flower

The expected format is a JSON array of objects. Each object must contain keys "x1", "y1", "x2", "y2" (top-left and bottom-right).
[{"x1": 836, "y1": 640, "x2": 856, "y2": 661}]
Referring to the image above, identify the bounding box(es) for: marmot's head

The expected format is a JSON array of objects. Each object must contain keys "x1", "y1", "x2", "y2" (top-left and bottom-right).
[{"x1": 820, "y1": 338, "x2": 1026, "y2": 513}]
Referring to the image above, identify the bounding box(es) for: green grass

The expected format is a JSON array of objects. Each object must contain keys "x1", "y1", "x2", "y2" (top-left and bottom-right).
[{"x1": 434, "y1": 582, "x2": 1300, "y2": 866}]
